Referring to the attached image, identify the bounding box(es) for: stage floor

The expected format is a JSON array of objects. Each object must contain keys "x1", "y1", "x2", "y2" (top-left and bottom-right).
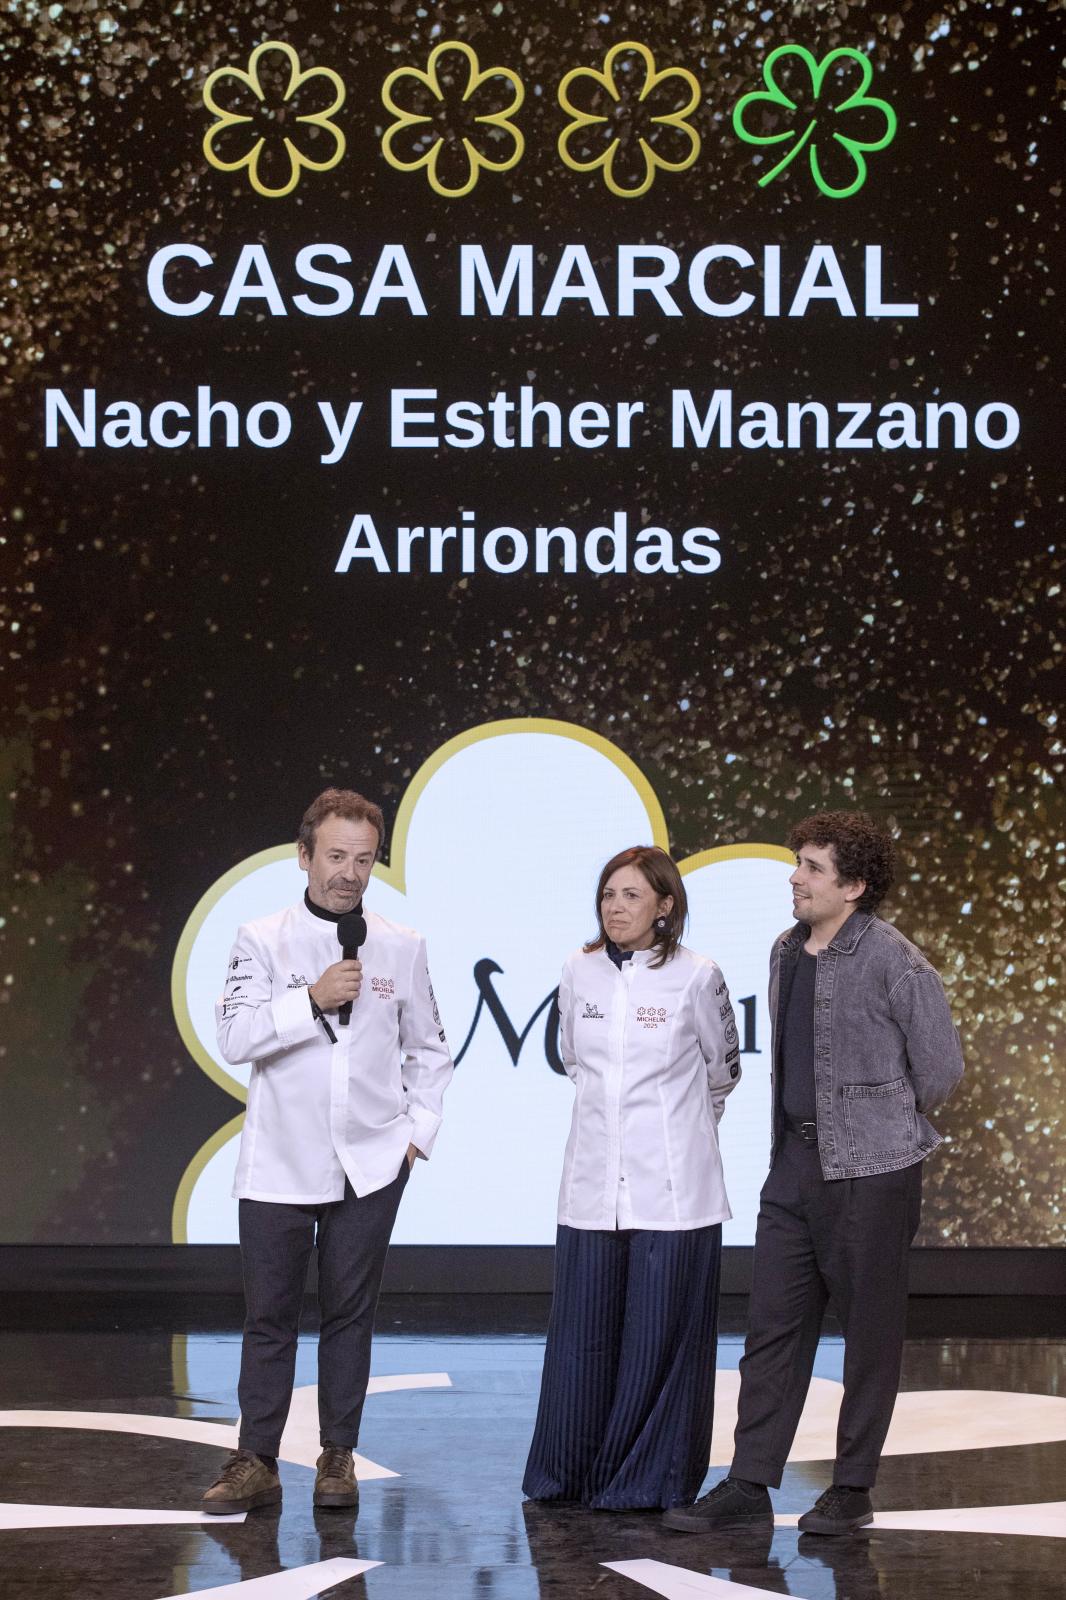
[{"x1": 0, "y1": 1303, "x2": 1063, "y2": 1599}]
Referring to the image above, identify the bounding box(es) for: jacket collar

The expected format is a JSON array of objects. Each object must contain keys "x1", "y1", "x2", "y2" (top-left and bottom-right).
[
  {"x1": 599, "y1": 942, "x2": 658, "y2": 967},
  {"x1": 302, "y1": 889, "x2": 364, "y2": 925},
  {"x1": 780, "y1": 910, "x2": 875, "y2": 957},
  {"x1": 828, "y1": 910, "x2": 874, "y2": 952}
]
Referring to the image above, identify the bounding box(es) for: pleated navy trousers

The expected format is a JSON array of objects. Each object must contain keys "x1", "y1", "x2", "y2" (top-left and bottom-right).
[{"x1": 523, "y1": 1223, "x2": 722, "y2": 1510}]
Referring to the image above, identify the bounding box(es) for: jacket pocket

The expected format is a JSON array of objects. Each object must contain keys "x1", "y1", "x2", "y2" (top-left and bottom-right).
[{"x1": 841, "y1": 1077, "x2": 915, "y2": 1162}]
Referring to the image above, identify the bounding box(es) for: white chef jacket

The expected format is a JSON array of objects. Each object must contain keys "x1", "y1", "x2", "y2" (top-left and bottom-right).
[
  {"x1": 216, "y1": 898, "x2": 453, "y2": 1203},
  {"x1": 556, "y1": 943, "x2": 740, "y2": 1231}
]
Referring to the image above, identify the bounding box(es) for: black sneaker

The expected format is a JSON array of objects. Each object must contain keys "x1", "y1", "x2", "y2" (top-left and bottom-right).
[
  {"x1": 797, "y1": 1485, "x2": 873, "y2": 1535},
  {"x1": 662, "y1": 1477, "x2": 773, "y2": 1532}
]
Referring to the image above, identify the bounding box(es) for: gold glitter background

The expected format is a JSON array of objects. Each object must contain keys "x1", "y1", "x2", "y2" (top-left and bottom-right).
[{"x1": 0, "y1": 1, "x2": 1062, "y2": 1243}]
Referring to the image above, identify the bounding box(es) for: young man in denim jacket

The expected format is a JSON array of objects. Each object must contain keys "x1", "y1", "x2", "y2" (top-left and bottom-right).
[{"x1": 665, "y1": 811, "x2": 964, "y2": 1537}]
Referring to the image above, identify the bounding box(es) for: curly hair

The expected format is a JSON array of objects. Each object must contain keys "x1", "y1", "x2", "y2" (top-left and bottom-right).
[
  {"x1": 584, "y1": 845, "x2": 688, "y2": 968},
  {"x1": 787, "y1": 811, "x2": 895, "y2": 913}
]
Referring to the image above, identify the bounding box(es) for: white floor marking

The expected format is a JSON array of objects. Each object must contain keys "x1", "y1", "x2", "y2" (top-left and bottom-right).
[
  {"x1": 0, "y1": 1410, "x2": 245, "y2": 1449},
  {"x1": 604, "y1": 1559, "x2": 785, "y2": 1598},
  {"x1": 365, "y1": 1372, "x2": 452, "y2": 1396},
  {"x1": 274, "y1": 1375, "x2": 448, "y2": 1473},
  {"x1": 773, "y1": 1500, "x2": 1066, "y2": 1538},
  {"x1": 276, "y1": 1388, "x2": 391, "y2": 1475},
  {"x1": 708, "y1": 1373, "x2": 1066, "y2": 1465},
  {"x1": 0, "y1": 1503, "x2": 244, "y2": 1530},
  {"x1": 154, "y1": 1557, "x2": 381, "y2": 1599},
  {"x1": 0, "y1": 1371, "x2": 453, "y2": 1481}
]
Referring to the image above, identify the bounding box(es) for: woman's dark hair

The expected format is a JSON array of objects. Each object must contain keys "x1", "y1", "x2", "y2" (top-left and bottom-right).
[
  {"x1": 584, "y1": 845, "x2": 688, "y2": 968},
  {"x1": 787, "y1": 810, "x2": 896, "y2": 912}
]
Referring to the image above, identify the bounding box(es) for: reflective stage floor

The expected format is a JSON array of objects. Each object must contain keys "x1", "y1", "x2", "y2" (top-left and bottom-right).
[{"x1": 0, "y1": 1299, "x2": 1063, "y2": 1599}]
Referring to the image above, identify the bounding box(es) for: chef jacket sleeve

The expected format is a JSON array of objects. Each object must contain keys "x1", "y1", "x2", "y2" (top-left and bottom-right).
[
  {"x1": 557, "y1": 958, "x2": 578, "y2": 1083},
  {"x1": 398, "y1": 938, "x2": 454, "y2": 1158},
  {"x1": 215, "y1": 925, "x2": 319, "y2": 1066},
  {"x1": 694, "y1": 963, "x2": 742, "y2": 1124}
]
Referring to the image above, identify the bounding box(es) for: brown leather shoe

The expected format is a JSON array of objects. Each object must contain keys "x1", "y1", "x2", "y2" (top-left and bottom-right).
[
  {"x1": 201, "y1": 1450, "x2": 282, "y2": 1515},
  {"x1": 314, "y1": 1443, "x2": 359, "y2": 1508}
]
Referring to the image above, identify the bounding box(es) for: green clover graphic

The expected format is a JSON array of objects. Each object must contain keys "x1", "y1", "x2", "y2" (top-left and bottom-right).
[{"x1": 732, "y1": 44, "x2": 897, "y2": 199}]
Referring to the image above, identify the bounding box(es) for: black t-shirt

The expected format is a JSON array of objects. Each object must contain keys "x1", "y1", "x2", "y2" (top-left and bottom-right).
[{"x1": 781, "y1": 949, "x2": 817, "y2": 1124}]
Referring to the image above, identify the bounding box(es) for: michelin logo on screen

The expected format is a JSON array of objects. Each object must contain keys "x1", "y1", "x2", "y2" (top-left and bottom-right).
[{"x1": 172, "y1": 720, "x2": 794, "y2": 1246}]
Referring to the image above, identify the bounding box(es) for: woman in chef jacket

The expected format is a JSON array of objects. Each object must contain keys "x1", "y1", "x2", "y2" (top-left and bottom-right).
[{"x1": 523, "y1": 844, "x2": 740, "y2": 1511}]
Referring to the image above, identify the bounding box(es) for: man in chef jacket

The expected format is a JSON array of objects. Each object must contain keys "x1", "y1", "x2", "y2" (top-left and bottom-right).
[{"x1": 200, "y1": 787, "x2": 453, "y2": 1516}]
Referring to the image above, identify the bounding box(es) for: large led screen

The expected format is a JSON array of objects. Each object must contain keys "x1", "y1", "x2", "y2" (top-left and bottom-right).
[{"x1": 1, "y1": 1, "x2": 1062, "y2": 1246}]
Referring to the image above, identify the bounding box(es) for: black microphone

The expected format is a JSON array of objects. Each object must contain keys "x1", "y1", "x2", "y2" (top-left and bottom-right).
[{"x1": 336, "y1": 911, "x2": 367, "y2": 1027}]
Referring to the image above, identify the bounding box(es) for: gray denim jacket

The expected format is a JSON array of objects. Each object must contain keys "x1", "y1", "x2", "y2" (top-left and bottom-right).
[{"x1": 768, "y1": 912, "x2": 965, "y2": 1179}]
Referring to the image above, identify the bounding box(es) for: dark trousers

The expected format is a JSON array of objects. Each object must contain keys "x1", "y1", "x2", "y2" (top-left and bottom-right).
[
  {"x1": 732, "y1": 1133, "x2": 922, "y2": 1490},
  {"x1": 523, "y1": 1223, "x2": 721, "y2": 1510},
  {"x1": 236, "y1": 1163, "x2": 409, "y2": 1457}
]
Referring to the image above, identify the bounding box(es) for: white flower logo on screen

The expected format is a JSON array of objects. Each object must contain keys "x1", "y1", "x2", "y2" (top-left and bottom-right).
[{"x1": 171, "y1": 719, "x2": 795, "y2": 1245}]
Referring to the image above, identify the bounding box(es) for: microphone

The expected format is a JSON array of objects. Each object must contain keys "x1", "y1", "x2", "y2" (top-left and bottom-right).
[{"x1": 336, "y1": 911, "x2": 366, "y2": 1027}]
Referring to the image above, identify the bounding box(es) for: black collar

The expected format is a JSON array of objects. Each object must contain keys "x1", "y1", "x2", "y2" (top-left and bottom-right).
[
  {"x1": 605, "y1": 938, "x2": 635, "y2": 971},
  {"x1": 304, "y1": 889, "x2": 363, "y2": 925}
]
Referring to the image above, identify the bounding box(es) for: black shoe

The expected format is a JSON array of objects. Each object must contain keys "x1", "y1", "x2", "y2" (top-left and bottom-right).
[
  {"x1": 797, "y1": 1485, "x2": 873, "y2": 1535},
  {"x1": 662, "y1": 1477, "x2": 773, "y2": 1533}
]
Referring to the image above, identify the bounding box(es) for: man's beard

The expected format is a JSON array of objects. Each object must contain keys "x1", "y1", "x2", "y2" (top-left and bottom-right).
[{"x1": 327, "y1": 878, "x2": 362, "y2": 901}]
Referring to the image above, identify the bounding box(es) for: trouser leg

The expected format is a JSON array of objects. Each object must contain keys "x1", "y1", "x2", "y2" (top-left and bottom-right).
[
  {"x1": 732, "y1": 1141, "x2": 828, "y2": 1488},
  {"x1": 586, "y1": 1224, "x2": 722, "y2": 1509},
  {"x1": 522, "y1": 1227, "x2": 630, "y2": 1500},
  {"x1": 237, "y1": 1198, "x2": 316, "y2": 1457},
  {"x1": 816, "y1": 1159, "x2": 923, "y2": 1487},
  {"x1": 315, "y1": 1164, "x2": 409, "y2": 1448}
]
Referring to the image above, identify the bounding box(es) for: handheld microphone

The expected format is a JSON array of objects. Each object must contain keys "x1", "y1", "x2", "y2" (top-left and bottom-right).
[{"x1": 336, "y1": 911, "x2": 367, "y2": 1027}]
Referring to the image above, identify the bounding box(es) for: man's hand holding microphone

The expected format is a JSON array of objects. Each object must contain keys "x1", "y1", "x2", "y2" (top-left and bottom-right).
[
  {"x1": 308, "y1": 912, "x2": 366, "y2": 1043},
  {"x1": 308, "y1": 958, "x2": 363, "y2": 1016}
]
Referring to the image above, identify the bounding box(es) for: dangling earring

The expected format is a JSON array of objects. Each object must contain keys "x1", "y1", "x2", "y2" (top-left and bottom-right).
[{"x1": 654, "y1": 915, "x2": 669, "y2": 934}]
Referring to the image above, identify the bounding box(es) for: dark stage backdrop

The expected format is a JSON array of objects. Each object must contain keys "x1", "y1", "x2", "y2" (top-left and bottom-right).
[{"x1": 1, "y1": 2, "x2": 1062, "y2": 1247}]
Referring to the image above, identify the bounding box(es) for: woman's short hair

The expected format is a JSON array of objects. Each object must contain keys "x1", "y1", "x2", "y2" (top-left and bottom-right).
[
  {"x1": 584, "y1": 845, "x2": 688, "y2": 968},
  {"x1": 297, "y1": 789, "x2": 386, "y2": 859}
]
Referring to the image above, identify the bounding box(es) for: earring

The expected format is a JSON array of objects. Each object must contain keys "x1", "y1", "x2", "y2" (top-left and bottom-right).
[{"x1": 654, "y1": 915, "x2": 669, "y2": 933}]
